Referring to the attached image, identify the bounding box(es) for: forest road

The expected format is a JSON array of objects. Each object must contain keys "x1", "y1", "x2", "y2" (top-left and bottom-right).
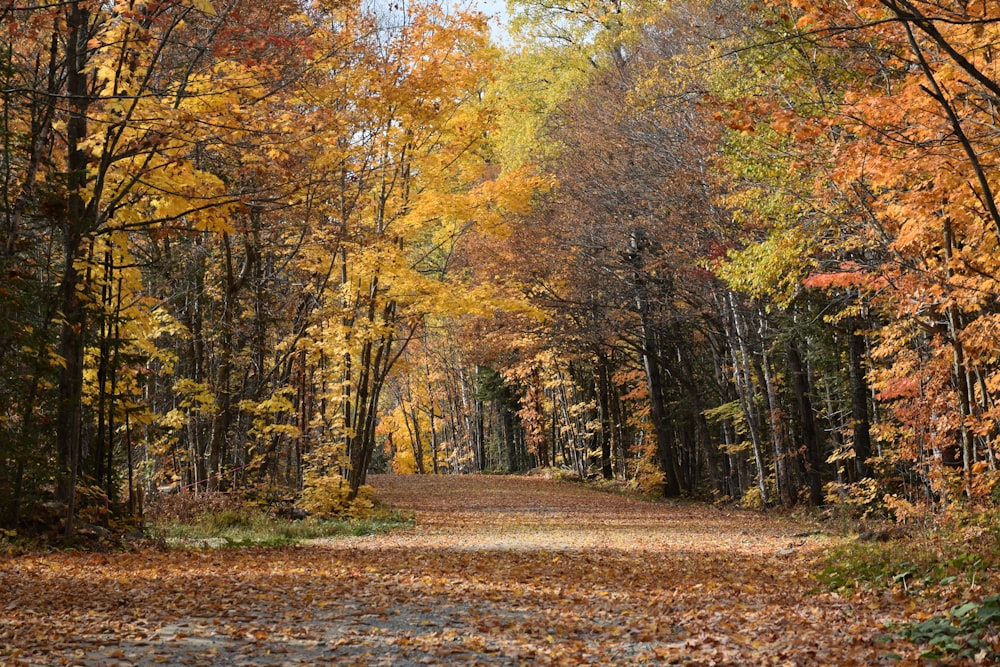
[{"x1": 2, "y1": 475, "x2": 906, "y2": 665}]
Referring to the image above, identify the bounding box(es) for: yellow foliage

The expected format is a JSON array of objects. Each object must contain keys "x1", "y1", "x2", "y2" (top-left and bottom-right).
[
  {"x1": 634, "y1": 440, "x2": 666, "y2": 496},
  {"x1": 187, "y1": 0, "x2": 216, "y2": 16},
  {"x1": 392, "y1": 447, "x2": 419, "y2": 475},
  {"x1": 824, "y1": 478, "x2": 883, "y2": 517},
  {"x1": 741, "y1": 486, "x2": 766, "y2": 512},
  {"x1": 172, "y1": 379, "x2": 215, "y2": 413},
  {"x1": 300, "y1": 473, "x2": 375, "y2": 519}
]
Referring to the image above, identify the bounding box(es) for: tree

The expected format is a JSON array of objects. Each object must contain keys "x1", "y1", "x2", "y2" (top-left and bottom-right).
[
  {"x1": 470, "y1": 0, "x2": 741, "y2": 494},
  {"x1": 716, "y1": 0, "x2": 1000, "y2": 507},
  {"x1": 0, "y1": 0, "x2": 254, "y2": 532},
  {"x1": 0, "y1": 0, "x2": 536, "y2": 532}
]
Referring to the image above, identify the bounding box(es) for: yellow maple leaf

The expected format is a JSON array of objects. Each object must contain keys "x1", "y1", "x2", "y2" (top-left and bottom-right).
[{"x1": 188, "y1": 0, "x2": 216, "y2": 15}]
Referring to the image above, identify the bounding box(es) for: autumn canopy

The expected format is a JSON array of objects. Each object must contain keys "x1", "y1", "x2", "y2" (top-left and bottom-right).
[{"x1": 1, "y1": 0, "x2": 1000, "y2": 534}]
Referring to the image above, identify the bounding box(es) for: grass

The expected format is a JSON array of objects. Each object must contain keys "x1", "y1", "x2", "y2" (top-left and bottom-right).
[
  {"x1": 814, "y1": 511, "x2": 1000, "y2": 595},
  {"x1": 154, "y1": 506, "x2": 414, "y2": 548},
  {"x1": 814, "y1": 540, "x2": 991, "y2": 595}
]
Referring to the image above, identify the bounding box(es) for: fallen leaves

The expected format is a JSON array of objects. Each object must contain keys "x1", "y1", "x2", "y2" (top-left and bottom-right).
[{"x1": 0, "y1": 475, "x2": 958, "y2": 665}]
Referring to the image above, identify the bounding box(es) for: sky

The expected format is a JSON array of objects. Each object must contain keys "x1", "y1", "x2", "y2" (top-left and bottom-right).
[
  {"x1": 367, "y1": 0, "x2": 513, "y2": 43},
  {"x1": 450, "y1": 0, "x2": 508, "y2": 19},
  {"x1": 453, "y1": 0, "x2": 511, "y2": 41}
]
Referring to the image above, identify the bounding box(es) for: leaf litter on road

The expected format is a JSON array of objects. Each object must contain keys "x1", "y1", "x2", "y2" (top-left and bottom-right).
[{"x1": 0, "y1": 475, "x2": 942, "y2": 665}]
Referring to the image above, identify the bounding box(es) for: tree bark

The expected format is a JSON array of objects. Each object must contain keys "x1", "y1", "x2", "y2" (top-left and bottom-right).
[
  {"x1": 787, "y1": 336, "x2": 824, "y2": 505},
  {"x1": 847, "y1": 322, "x2": 873, "y2": 480},
  {"x1": 595, "y1": 355, "x2": 614, "y2": 480},
  {"x1": 55, "y1": 3, "x2": 93, "y2": 537},
  {"x1": 727, "y1": 293, "x2": 769, "y2": 505}
]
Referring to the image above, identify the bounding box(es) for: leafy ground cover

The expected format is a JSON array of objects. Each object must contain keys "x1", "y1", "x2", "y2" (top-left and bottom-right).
[
  {"x1": 1, "y1": 475, "x2": 997, "y2": 665},
  {"x1": 815, "y1": 512, "x2": 1000, "y2": 664},
  {"x1": 153, "y1": 504, "x2": 413, "y2": 549}
]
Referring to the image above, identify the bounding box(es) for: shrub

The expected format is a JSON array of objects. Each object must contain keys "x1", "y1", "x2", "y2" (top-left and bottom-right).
[
  {"x1": 146, "y1": 490, "x2": 247, "y2": 524},
  {"x1": 300, "y1": 473, "x2": 375, "y2": 519}
]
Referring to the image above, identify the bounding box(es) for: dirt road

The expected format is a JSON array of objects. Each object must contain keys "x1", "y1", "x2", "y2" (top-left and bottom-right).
[{"x1": 1, "y1": 475, "x2": 911, "y2": 665}]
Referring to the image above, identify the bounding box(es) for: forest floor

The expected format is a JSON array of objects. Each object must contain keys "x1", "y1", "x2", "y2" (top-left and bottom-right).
[{"x1": 0, "y1": 475, "x2": 976, "y2": 666}]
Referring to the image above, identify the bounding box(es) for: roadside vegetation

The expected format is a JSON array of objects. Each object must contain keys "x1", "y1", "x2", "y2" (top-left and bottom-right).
[
  {"x1": 146, "y1": 488, "x2": 414, "y2": 548},
  {"x1": 813, "y1": 509, "x2": 1000, "y2": 663}
]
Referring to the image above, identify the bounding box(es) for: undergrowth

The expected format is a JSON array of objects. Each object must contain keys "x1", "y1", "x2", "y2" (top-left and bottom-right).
[
  {"x1": 815, "y1": 509, "x2": 1000, "y2": 663},
  {"x1": 882, "y1": 595, "x2": 1000, "y2": 663},
  {"x1": 156, "y1": 508, "x2": 414, "y2": 548},
  {"x1": 147, "y1": 490, "x2": 413, "y2": 548}
]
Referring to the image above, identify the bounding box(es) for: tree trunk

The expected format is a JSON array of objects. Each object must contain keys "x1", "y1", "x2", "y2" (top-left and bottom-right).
[
  {"x1": 847, "y1": 322, "x2": 873, "y2": 479},
  {"x1": 503, "y1": 386, "x2": 517, "y2": 473},
  {"x1": 727, "y1": 293, "x2": 769, "y2": 505},
  {"x1": 757, "y1": 348, "x2": 794, "y2": 506},
  {"x1": 787, "y1": 336, "x2": 824, "y2": 505},
  {"x1": 640, "y1": 332, "x2": 682, "y2": 496},
  {"x1": 55, "y1": 3, "x2": 93, "y2": 537},
  {"x1": 595, "y1": 355, "x2": 614, "y2": 480}
]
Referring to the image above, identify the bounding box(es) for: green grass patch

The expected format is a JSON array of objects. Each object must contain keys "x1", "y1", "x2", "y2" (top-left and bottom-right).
[
  {"x1": 155, "y1": 506, "x2": 414, "y2": 548},
  {"x1": 815, "y1": 510, "x2": 1000, "y2": 595},
  {"x1": 814, "y1": 541, "x2": 990, "y2": 595}
]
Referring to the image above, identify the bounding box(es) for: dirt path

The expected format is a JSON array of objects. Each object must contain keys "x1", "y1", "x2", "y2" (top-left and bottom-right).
[{"x1": 2, "y1": 475, "x2": 914, "y2": 665}]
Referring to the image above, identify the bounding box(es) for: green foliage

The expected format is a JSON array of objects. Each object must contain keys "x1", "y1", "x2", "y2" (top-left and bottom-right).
[
  {"x1": 476, "y1": 367, "x2": 509, "y2": 403},
  {"x1": 0, "y1": 275, "x2": 60, "y2": 529},
  {"x1": 702, "y1": 399, "x2": 743, "y2": 422},
  {"x1": 816, "y1": 540, "x2": 992, "y2": 595},
  {"x1": 886, "y1": 596, "x2": 1000, "y2": 663},
  {"x1": 815, "y1": 511, "x2": 1000, "y2": 605},
  {"x1": 717, "y1": 225, "x2": 814, "y2": 307},
  {"x1": 156, "y1": 506, "x2": 413, "y2": 548},
  {"x1": 487, "y1": 47, "x2": 591, "y2": 169}
]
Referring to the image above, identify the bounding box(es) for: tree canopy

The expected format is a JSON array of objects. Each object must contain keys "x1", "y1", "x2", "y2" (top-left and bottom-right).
[{"x1": 3, "y1": 0, "x2": 1000, "y2": 537}]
